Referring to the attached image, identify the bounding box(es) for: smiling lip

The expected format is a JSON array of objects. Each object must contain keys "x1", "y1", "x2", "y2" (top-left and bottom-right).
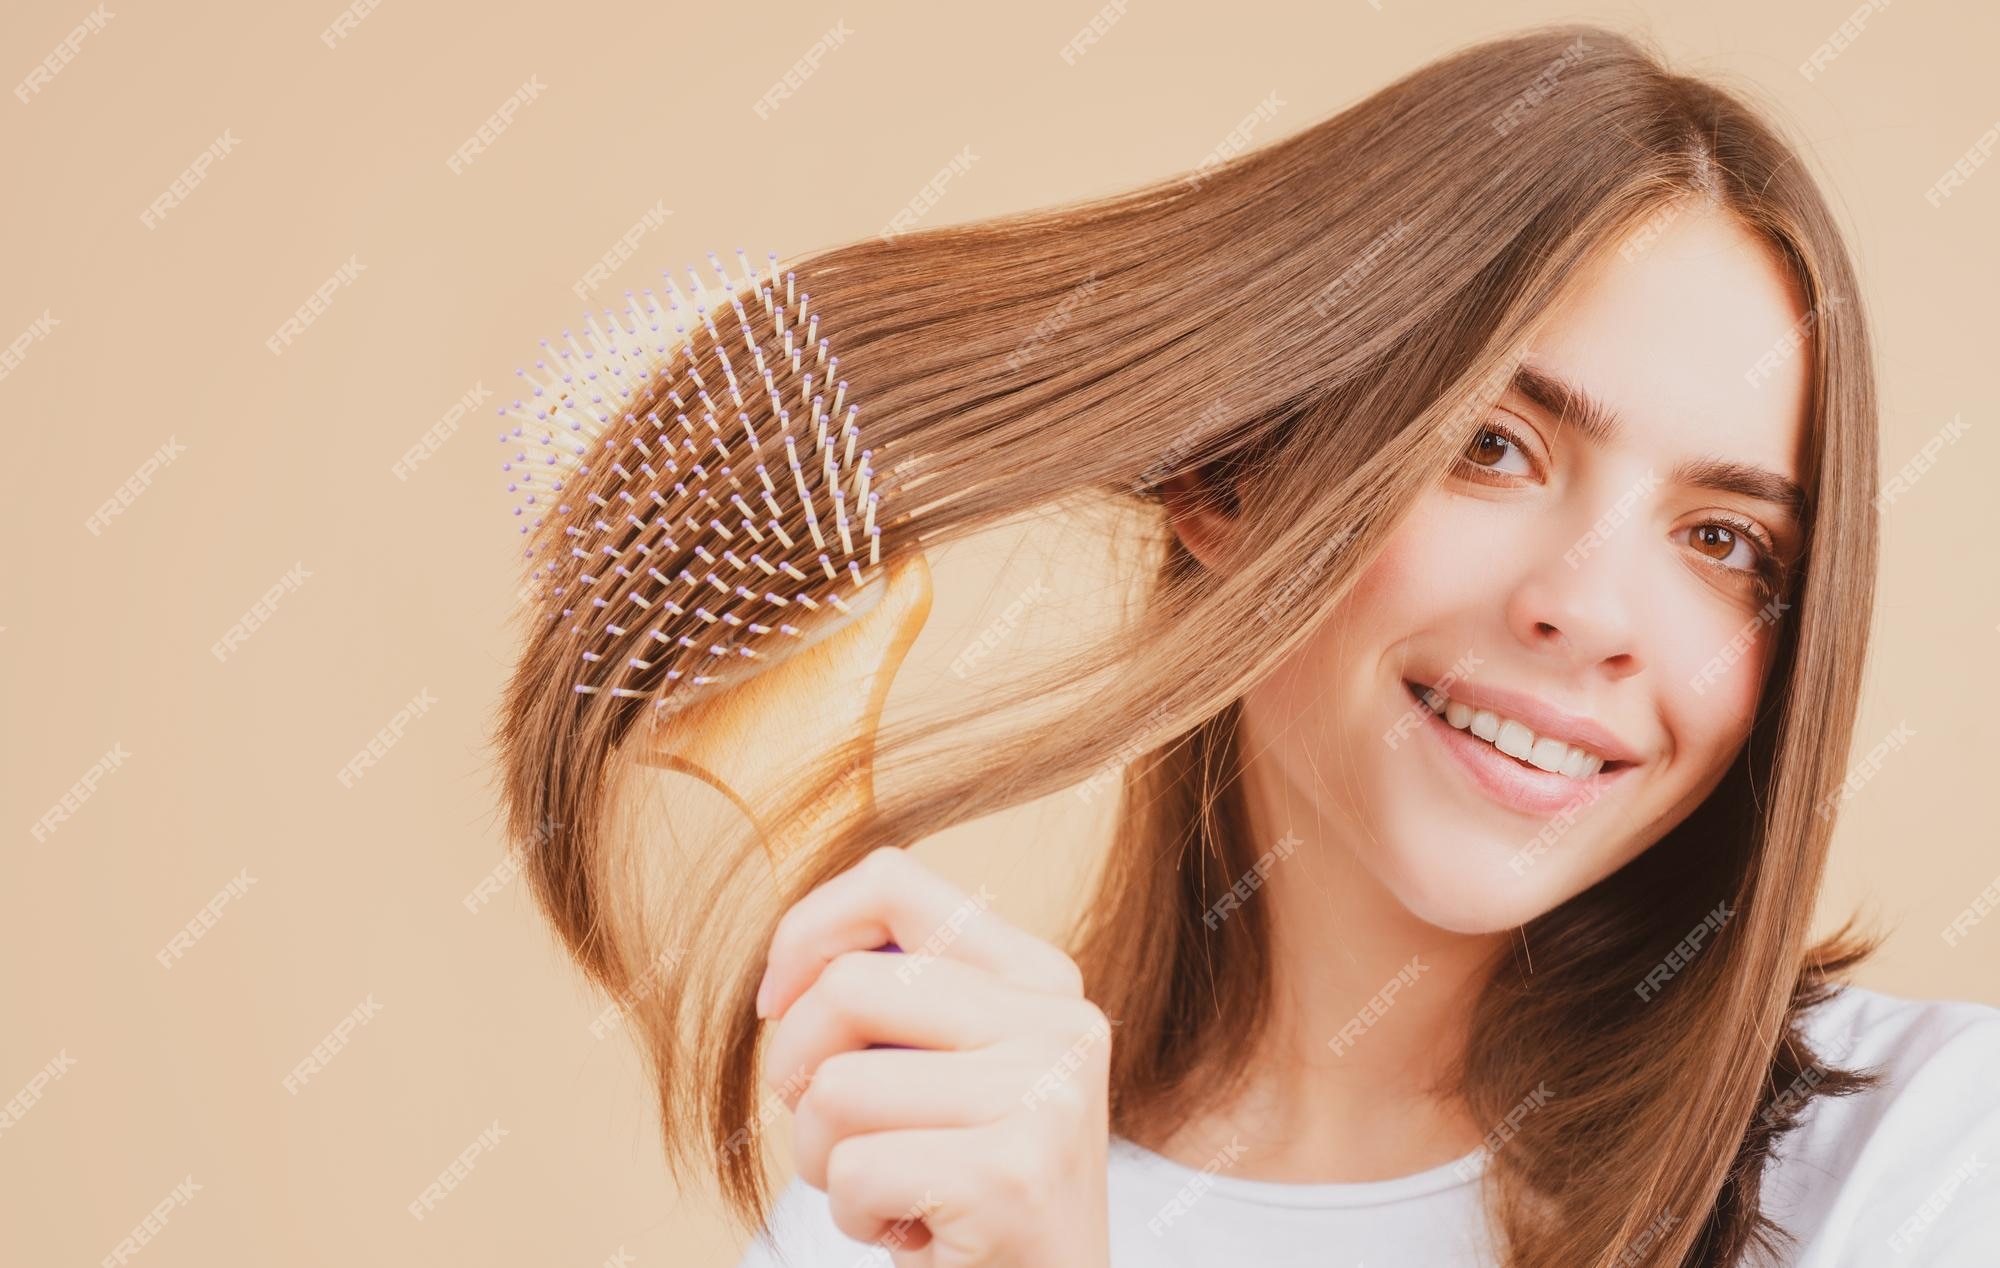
[
  {"x1": 1405, "y1": 680, "x2": 1636, "y2": 818},
  {"x1": 1412, "y1": 678, "x2": 1643, "y2": 766}
]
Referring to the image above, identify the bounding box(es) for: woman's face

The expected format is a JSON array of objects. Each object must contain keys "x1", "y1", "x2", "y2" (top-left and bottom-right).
[{"x1": 1242, "y1": 205, "x2": 1813, "y2": 934}]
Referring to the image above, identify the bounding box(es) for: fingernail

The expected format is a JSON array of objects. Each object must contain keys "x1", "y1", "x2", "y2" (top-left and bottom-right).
[{"x1": 754, "y1": 970, "x2": 772, "y2": 1019}]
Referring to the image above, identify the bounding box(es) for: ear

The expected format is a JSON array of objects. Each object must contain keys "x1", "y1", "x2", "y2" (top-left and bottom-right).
[{"x1": 1157, "y1": 468, "x2": 1240, "y2": 571}]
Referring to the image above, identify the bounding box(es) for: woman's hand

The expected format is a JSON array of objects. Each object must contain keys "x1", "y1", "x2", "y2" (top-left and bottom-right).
[{"x1": 755, "y1": 846, "x2": 1113, "y2": 1268}]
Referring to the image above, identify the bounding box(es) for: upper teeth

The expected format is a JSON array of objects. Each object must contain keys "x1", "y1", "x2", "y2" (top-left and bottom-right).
[{"x1": 1418, "y1": 686, "x2": 1608, "y2": 779}]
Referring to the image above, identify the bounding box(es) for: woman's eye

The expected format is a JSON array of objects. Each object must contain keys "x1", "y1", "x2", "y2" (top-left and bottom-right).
[
  {"x1": 1684, "y1": 522, "x2": 1767, "y2": 573},
  {"x1": 1458, "y1": 423, "x2": 1535, "y2": 478},
  {"x1": 1683, "y1": 518, "x2": 1785, "y2": 599}
]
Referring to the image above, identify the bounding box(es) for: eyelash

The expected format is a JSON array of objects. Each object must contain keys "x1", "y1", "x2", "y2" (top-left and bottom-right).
[{"x1": 1454, "y1": 418, "x2": 1789, "y2": 596}]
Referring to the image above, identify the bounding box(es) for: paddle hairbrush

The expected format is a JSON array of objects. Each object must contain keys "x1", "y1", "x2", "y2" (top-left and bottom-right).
[{"x1": 498, "y1": 247, "x2": 930, "y2": 965}]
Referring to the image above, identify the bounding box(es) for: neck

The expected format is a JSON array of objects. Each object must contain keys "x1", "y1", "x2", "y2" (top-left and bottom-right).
[{"x1": 1140, "y1": 739, "x2": 1509, "y2": 1184}]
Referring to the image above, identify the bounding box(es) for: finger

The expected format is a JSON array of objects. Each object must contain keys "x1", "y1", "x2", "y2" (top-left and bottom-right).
[
  {"x1": 791, "y1": 1047, "x2": 1030, "y2": 1190},
  {"x1": 823, "y1": 1125, "x2": 977, "y2": 1251},
  {"x1": 763, "y1": 952, "x2": 1047, "y2": 1108},
  {"x1": 759, "y1": 848, "x2": 1082, "y2": 1022}
]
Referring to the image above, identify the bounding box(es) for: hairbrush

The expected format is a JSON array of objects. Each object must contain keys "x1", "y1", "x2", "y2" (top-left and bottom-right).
[{"x1": 498, "y1": 248, "x2": 930, "y2": 964}]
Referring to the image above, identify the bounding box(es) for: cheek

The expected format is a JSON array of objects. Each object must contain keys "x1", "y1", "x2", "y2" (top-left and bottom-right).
[
  {"x1": 1342, "y1": 493, "x2": 1486, "y2": 619},
  {"x1": 1651, "y1": 607, "x2": 1775, "y2": 768}
]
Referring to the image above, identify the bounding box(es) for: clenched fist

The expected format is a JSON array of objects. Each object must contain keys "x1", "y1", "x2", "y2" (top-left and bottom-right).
[{"x1": 755, "y1": 847, "x2": 1114, "y2": 1267}]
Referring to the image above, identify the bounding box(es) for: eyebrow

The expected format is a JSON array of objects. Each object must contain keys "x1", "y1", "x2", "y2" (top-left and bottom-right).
[{"x1": 1507, "y1": 362, "x2": 1808, "y2": 525}]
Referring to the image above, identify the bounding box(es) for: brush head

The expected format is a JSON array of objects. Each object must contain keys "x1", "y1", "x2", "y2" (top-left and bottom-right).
[{"x1": 499, "y1": 247, "x2": 913, "y2": 723}]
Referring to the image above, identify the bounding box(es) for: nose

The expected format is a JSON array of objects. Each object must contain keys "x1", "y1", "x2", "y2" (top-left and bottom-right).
[{"x1": 1504, "y1": 522, "x2": 1647, "y2": 681}]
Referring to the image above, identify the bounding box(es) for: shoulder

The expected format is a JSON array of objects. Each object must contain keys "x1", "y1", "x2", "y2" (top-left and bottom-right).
[
  {"x1": 1797, "y1": 980, "x2": 2000, "y2": 1068},
  {"x1": 731, "y1": 1176, "x2": 893, "y2": 1268},
  {"x1": 1767, "y1": 983, "x2": 2000, "y2": 1265}
]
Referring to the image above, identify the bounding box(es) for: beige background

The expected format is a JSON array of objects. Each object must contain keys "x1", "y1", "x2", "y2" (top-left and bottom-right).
[{"x1": 3, "y1": 0, "x2": 1995, "y2": 1263}]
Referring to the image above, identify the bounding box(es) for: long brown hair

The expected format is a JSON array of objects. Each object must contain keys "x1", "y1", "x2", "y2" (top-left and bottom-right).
[{"x1": 494, "y1": 23, "x2": 1885, "y2": 1266}]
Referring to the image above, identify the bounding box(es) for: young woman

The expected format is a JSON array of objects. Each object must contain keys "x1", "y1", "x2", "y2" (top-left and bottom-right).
[{"x1": 497, "y1": 23, "x2": 1999, "y2": 1268}]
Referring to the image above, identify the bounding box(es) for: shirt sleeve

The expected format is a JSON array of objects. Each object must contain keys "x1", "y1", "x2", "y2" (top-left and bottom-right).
[{"x1": 1773, "y1": 993, "x2": 2000, "y2": 1266}]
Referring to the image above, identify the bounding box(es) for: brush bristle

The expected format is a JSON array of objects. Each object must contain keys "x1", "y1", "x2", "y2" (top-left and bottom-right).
[{"x1": 499, "y1": 247, "x2": 901, "y2": 719}]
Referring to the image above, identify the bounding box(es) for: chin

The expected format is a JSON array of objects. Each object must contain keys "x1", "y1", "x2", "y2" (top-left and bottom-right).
[{"x1": 1368, "y1": 834, "x2": 1581, "y2": 935}]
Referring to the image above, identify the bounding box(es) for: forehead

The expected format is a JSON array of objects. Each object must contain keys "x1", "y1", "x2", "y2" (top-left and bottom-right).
[{"x1": 1522, "y1": 207, "x2": 1812, "y2": 492}]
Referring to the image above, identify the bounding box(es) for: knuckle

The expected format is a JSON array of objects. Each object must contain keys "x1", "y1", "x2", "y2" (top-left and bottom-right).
[
  {"x1": 824, "y1": 1134, "x2": 867, "y2": 1195},
  {"x1": 819, "y1": 949, "x2": 877, "y2": 1008},
  {"x1": 859, "y1": 845, "x2": 905, "y2": 878},
  {"x1": 1067, "y1": 997, "x2": 1111, "y2": 1041},
  {"x1": 799, "y1": 1051, "x2": 866, "y2": 1127},
  {"x1": 980, "y1": 1135, "x2": 1046, "y2": 1205},
  {"x1": 1039, "y1": 948, "x2": 1086, "y2": 997}
]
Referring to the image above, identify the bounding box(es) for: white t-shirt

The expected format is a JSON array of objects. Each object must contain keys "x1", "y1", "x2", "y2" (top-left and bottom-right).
[{"x1": 734, "y1": 984, "x2": 2000, "y2": 1266}]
